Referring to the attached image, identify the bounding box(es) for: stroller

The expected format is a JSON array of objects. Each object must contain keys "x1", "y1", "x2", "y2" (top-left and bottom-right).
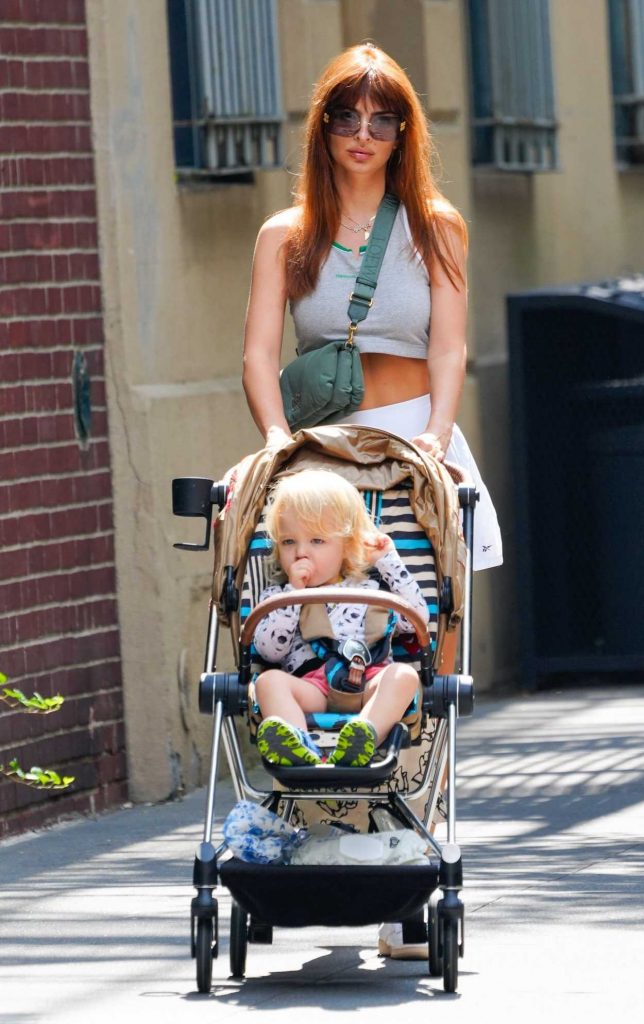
[{"x1": 171, "y1": 425, "x2": 476, "y2": 994}]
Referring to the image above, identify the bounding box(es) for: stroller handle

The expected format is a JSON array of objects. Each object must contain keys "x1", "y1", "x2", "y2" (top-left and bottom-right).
[{"x1": 240, "y1": 586, "x2": 431, "y2": 649}]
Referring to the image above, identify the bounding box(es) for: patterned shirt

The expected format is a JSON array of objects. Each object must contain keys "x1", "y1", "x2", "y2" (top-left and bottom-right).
[{"x1": 253, "y1": 548, "x2": 429, "y2": 675}]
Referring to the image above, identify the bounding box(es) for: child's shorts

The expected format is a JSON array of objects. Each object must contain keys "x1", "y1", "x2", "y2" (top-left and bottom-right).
[{"x1": 302, "y1": 661, "x2": 390, "y2": 698}]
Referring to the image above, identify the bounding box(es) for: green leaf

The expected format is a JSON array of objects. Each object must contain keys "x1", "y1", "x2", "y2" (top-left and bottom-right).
[
  {"x1": 0, "y1": 671, "x2": 7, "y2": 684},
  {"x1": 1, "y1": 688, "x2": 65, "y2": 713}
]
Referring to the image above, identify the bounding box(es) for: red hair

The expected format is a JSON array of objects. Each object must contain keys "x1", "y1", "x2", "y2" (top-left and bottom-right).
[{"x1": 284, "y1": 44, "x2": 467, "y2": 300}]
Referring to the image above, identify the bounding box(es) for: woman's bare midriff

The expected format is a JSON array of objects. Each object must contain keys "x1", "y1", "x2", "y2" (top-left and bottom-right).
[{"x1": 358, "y1": 353, "x2": 430, "y2": 410}]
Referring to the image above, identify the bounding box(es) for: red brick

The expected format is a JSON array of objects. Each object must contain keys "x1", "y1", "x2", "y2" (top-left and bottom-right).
[
  {"x1": 5, "y1": 628, "x2": 122, "y2": 677},
  {"x1": 0, "y1": 124, "x2": 92, "y2": 156},
  {"x1": 20, "y1": 57, "x2": 90, "y2": 91},
  {"x1": 0, "y1": 380, "x2": 73, "y2": 419},
  {"x1": 0, "y1": 58, "x2": 25, "y2": 88},
  {"x1": 0, "y1": 188, "x2": 95, "y2": 224},
  {"x1": 1, "y1": 91, "x2": 70, "y2": 120},
  {"x1": 11, "y1": 1, "x2": 87, "y2": 26},
  {"x1": 71, "y1": 316, "x2": 103, "y2": 346},
  {"x1": 1, "y1": 597, "x2": 119, "y2": 646},
  {"x1": 0, "y1": 501, "x2": 106, "y2": 548},
  {"x1": 6, "y1": 285, "x2": 100, "y2": 318},
  {"x1": 0, "y1": 659, "x2": 122, "y2": 702},
  {"x1": 0, "y1": 154, "x2": 95, "y2": 191},
  {"x1": 0, "y1": 411, "x2": 93, "y2": 452},
  {"x1": 40, "y1": 469, "x2": 112, "y2": 509},
  {"x1": 2, "y1": 318, "x2": 71, "y2": 348},
  {"x1": 0, "y1": 27, "x2": 88, "y2": 60},
  {"x1": 0, "y1": 525, "x2": 115, "y2": 579}
]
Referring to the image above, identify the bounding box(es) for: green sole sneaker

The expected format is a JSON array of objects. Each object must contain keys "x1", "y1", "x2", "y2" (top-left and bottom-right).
[
  {"x1": 328, "y1": 719, "x2": 377, "y2": 767},
  {"x1": 256, "y1": 717, "x2": 321, "y2": 767}
]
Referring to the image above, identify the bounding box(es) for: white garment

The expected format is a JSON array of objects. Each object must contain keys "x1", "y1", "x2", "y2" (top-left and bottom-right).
[{"x1": 338, "y1": 394, "x2": 503, "y2": 571}]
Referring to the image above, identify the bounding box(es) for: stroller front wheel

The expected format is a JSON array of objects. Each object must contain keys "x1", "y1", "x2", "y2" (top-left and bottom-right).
[
  {"x1": 196, "y1": 917, "x2": 215, "y2": 993},
  {"x1": 229, "y1": 901, "x2": 249, "y2": 979}
]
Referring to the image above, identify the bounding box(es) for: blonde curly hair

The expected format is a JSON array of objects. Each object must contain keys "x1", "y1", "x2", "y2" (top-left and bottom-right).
[{"x1": 265, "y1": 469, "x2": 374, "y2": 580}]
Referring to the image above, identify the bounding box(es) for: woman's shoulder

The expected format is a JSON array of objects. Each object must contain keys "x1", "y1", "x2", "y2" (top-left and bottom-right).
[
  {"x1": 258, "y1": 205, "x2": 302, "y2": 240},
  {"x1": 426, "y1": 196, "x2": 465, "y2": 230}
]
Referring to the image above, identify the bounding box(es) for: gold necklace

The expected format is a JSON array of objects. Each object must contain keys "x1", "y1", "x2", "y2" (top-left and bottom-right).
[{"x1": 340, "y1": 212, "x2": 376, "y2": 241}]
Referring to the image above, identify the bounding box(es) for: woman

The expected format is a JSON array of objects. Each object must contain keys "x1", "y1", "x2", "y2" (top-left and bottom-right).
[{"x1": 242, "y1": 42, "x2": 502, "y2": 958}]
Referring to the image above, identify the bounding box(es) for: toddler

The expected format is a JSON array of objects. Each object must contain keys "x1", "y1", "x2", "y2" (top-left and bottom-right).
[{"x1": 253, "y1": 469, "x2": 429, "y2": 767}]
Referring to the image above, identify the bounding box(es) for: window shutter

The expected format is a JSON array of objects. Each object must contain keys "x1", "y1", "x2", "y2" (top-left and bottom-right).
[
  {"x1": 167, "y1": 0, "x2": 284, "y2": 178},
  {"x1": 468, "y1": 0, "x2": 557, "y2": 171}
]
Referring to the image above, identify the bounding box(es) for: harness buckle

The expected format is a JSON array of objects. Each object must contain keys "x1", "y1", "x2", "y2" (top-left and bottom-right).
[{"x1": 339, "y1": 638, "x2": 372, "y2": 689}]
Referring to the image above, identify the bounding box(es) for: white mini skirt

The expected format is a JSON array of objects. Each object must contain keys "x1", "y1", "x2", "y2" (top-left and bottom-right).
[{"x1": 337, "y1": 394, "x2": 503, "y2": 571}]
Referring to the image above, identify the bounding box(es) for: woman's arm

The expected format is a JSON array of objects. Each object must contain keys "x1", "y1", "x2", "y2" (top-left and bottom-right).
[
  {"x1": 412, "y1": 212, "x2": 468, "y2": 461},
  {"x1": 242, "y1": 211, "x2": 294, "y2": 445}
]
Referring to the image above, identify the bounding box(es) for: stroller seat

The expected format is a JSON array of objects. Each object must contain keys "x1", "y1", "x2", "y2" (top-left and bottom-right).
[{"x1": 241, "y1": 483, "x2": 438, "y2": 789}]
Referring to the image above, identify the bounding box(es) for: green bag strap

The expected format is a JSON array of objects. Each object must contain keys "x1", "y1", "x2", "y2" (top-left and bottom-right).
[{"x1": 346, "y1": 192, "x2": 401, "y2": 337}]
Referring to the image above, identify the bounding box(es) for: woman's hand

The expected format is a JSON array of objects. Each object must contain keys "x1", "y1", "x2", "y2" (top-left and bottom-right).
[
  {"x1": 411, "y1": 428, "x2": 451, "y2": 462},
  {"x1": 265, "y1": 425, "x2": 292, "y2": 449},
  {"x1": 364, "y1": 530, "x2": 394, "y2": 565}
]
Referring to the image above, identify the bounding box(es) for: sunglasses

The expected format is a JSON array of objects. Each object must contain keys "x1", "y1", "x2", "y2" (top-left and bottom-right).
[{"x1": 323, "y1": 107, "x2": 406, "y2": 142}]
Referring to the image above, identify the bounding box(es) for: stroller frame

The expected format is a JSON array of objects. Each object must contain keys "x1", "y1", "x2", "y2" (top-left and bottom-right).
[{"x1": 172, "y1": 443, "x2": 476, "y2": 995}]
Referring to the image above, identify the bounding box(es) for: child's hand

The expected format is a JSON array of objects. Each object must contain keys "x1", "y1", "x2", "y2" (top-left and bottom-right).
[
  {"x1": 288, "y1": 557, "x2": 313, "y2": 589},
  {"x1": 363, "y1": 531, "x2": 393, "y2": 565}
]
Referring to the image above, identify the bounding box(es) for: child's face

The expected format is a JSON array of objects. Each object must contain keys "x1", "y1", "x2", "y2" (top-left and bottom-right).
[{"x1": 276, "y1": 509, "x2": 346, "y2": 587}]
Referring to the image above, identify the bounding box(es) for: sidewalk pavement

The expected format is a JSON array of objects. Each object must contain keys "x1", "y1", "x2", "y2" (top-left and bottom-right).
[{"x1": 1, "y1": 684, "x2": 643, "y2": 1024}]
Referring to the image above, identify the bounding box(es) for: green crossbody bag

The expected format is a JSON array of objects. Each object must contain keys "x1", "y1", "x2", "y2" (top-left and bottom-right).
[{"x1": 280, "y1": 193, "x2": 400, "y2": 432}]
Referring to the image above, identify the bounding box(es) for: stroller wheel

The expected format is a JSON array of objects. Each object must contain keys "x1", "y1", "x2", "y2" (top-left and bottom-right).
[
  {"x1": 230, "y1": 901, "x2": 249, "y2": 979},
  {"x1": 427, "y1": 892, "x2": 442, "y2": 977},
  {"x1": 442, "y1": 918, "x2": 459, "y2": 994},
  {"x1": 196, "y1": 918, "x2": 215, "y2": 993}
]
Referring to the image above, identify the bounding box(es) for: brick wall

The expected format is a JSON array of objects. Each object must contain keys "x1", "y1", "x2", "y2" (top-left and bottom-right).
[{"x1": 0, "y1": 0, "x2": 127, "y2": 838}]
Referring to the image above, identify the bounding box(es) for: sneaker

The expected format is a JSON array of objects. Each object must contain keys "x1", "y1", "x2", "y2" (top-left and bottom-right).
[
  {"x1": 328, "y1": 719, "x2": 377, "y2": 767},
  {"x1": 377, "y1": 922, "x2": 428, "y2": 961},
  {"x1": 256, "y1": 717, "x2": 321, "y2": 766}
]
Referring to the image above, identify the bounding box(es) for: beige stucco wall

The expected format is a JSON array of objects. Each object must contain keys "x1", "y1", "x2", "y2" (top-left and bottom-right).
[
  {"x1": 87, "y1": 0, "x2": 642, "y2": 800},
  {"x1": 86, "y1": 0, "x2": 346, "y2": 801}
]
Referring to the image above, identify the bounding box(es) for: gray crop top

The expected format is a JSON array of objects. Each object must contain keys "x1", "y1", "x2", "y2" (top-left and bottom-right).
[{"x1": 290, "y1": 205, "x2": 430, "y2": 359}]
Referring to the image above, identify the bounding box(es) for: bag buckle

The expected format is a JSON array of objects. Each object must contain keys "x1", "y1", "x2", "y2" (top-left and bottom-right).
[
  {"x1": 346, "y1": 322, "x2": 358, "y2": 347},
  {"x1": 339, "y1": 638, "x2": 372, "y2": 689}
]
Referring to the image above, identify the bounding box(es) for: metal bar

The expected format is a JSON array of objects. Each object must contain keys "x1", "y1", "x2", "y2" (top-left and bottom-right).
[
  {"x1": 390, "y1": 791, "x2": 443, "y2": 856},
  {"x1": 204, "y1": 602, "x2": 219, "y2": 673},
  {"x1": 447, "y1": 701, "x2": 457, "y2": 846},
  {"x1": 423, "y1": 718, "x2": 448, "y2": 828},
  {"x1": 460, "y1": 502, "x2": 474, "y2": 677},
  {"x1": 202, "y1": 700, "x2": 224, "y2": 843}
]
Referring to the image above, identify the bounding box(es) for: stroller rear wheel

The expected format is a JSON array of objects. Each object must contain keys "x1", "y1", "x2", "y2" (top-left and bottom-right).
[
  {"x1": 196, "y1": 918, "x2": 215, "y2": 993},
  {"x1": 442, "y1": 917, "x2": 459, "y2": 993},
  {"x1": 229, "y1": 901, "x2": 248, "y2": 978},
  {"x1": 427, "y1": 891, "x2": 442, "y2": 977}
]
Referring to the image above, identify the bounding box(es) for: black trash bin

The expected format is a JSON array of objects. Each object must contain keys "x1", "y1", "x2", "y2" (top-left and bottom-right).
[
  {"x1": 585, "y1": 383, "x2": 644, "y2": 657},
  {"x1": 508, "y1": 278, "x2": 644, "y2": 688}
]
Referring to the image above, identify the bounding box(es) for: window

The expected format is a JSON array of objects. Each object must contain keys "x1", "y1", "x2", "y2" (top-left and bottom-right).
[
  {"x1": 467, "y1": 0, "x2": 557, "y2": 171},
  {"x1": 166, "y1": 0, "x2": 284, "y2": 179},
  {"x1": 609, "y1": 0, "x2": 644, "y2": 166}
]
